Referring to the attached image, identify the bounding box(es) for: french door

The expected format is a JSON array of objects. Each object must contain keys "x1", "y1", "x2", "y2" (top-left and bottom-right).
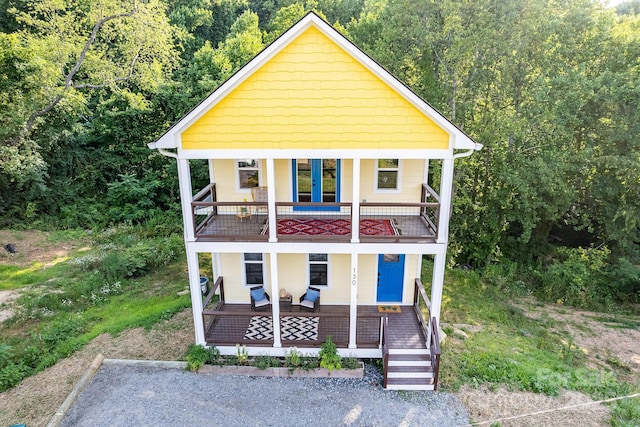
[{"x1": 293, "y1": 159, "x2": 340, "y2": 211}]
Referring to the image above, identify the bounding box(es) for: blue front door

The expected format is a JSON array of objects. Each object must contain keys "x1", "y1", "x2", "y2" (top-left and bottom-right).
[
  {"x1": 293, "y1": 159, "x2": 340, "y2": 211},
  {"x1": 376, "y1": 254, "x2": 405, "y2": 303}
]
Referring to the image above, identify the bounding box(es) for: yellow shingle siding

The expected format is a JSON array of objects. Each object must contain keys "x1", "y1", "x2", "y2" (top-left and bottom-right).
[{"x1": 181, "y1": 26, "x2": 449, "y2": 150}]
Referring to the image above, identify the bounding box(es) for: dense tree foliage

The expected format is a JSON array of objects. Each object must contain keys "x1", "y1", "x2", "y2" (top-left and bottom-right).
[{"x1": 0, "y1": 0, "x2": 638, "y2": 306}]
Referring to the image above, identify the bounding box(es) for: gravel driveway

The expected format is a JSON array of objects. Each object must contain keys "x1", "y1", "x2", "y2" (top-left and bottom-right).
[{"x1": 60, "y1": 362, "x2": 469, "y2": 426}]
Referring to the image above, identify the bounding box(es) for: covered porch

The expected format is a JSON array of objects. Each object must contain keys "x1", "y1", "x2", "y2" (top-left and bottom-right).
[
  {"x1": 192, "y1": 183, "x2": 440, "y2": 243},
  {"x1": 201, "y1": 277, "x2": 434, "y2": 351}
]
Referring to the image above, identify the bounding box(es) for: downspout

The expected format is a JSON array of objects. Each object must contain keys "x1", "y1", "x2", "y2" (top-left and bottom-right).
[
  {"x1": 147, "y1": 142, "x2": 178, "y2": 159},
  {"x1": 158, "y1": 148, "x2": 178, "y2": 159},
  {"x1": 452, "y1": 143, "x2": 484, "y2": 159}
]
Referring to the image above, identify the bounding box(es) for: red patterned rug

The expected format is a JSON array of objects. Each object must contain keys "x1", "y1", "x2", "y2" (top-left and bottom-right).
[{"x1": 274, "y1": 218, "x2": 397, "y2": 236}]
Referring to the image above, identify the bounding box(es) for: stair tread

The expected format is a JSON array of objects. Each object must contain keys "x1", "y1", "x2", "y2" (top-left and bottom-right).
[
  {"x1": 387, "y1": 365, "x2": 433, "y2": 373},
  {"x1": 388, "y1": 348, "x2": 430, "y2": 355},
  {"x1": 388, "y1": 354, "x2": 432, "y2": 362},
  {"x1": 385, "y1": 384, "x2": 435, "y2": 391},
  {"x1": 386, "y1": 377, "x2": 435, "y2": 385}
]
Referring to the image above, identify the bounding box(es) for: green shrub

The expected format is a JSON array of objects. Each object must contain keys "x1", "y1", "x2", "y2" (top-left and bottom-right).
[
  {"x1": 205, "y1": 345, "x2": 221, "y2": 364},
  {"x1": 255, "y1": 355, "x2": 281, "y2": 370},
  {"x1": 40, "y1": 315, "x2": 86, "y2": 348},
  {"x1": 534, "y1": 246, "x2": 609, "y2": 308},
  {"x1": 319, "y1": 336, "x2": 341, "y2": 372},
  {"x1": 186, "y1": 344, "x2": 208, "y2": 372},
  {"x1": 299, "y1": 356, "x2": 320, "y2": 371},
  {"x1": 342, "y1": 356, "x2": 361, "y2": 370},
  {"x1": 285, "y1": 347, "x2": 302, "y2": 373},
  {"x1": 0, "y1": 363, "x2": 29, "y2": 391}
]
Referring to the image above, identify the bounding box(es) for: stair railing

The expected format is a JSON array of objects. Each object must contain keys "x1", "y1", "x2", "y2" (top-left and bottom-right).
[{"x1": 381, "y1": 315, "x2": 389, "y2": 388}]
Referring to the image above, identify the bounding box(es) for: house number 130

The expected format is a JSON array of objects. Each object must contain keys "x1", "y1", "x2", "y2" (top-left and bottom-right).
[{"x1": 351, "y1": 269, "x2": 357, "y2": 286}]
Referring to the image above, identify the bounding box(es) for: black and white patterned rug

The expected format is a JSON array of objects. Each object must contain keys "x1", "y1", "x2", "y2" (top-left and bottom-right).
[{"x1": 243, "y1": 316, "x2": 319, "y2": 341}]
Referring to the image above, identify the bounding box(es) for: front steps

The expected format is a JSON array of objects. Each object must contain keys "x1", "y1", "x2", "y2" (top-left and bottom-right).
[{"x1": 384, "y1": 348, "x2": 435, "y2": 391}]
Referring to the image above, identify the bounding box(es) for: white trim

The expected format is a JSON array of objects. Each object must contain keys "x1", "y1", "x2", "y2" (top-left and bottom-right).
[
  {"x1": 437, "y1": 158, "x2": 454, "y2": 244},
  {"x1": 241, "y1": 253, "x2": 266, "y2": 288},
  {"x1": 177, "y1": 159, "x2": 195, "y2": 240},
  {"x1": 186, "y1": 241, "x2": 448, "y2": 256},
  {"x1": 187, "y1": 251, "x2": 205, "y2": 345},
  {"x1": 307, "y1": 253, "x2": 331, "y2": 288},
  {"x1": 351, "y1": 158, "x2": 360, "y2": 243},
  {"x1": 269, "y1": 252, "x2": 282, "y2": 347},
  {"x1": 374, "y1": 159, "x2": 402, "y2": 193},
  {"x1": 152, "y1": 13, "x2": 480, "y2": 152},
  {"x1": 349, "y1": 254, "x2": 358, "y2": 349},
  {"x1": 175, "y1": 148, "x2": 454, "y2": 160}
]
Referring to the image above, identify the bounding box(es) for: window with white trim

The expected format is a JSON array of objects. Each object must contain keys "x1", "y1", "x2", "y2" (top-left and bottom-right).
[
  {"x1": 243, "y1": 253, "x2": 264, "y2": 287},
  {"x1": 308, "y1": 253, "x2": 329, "y2": 287},
  {"x1": 236, "y1": 159, "x2": 260, "y2": 190},
  {"x1": 375, "y1": 159, "x2": 400, "y2": 191}
]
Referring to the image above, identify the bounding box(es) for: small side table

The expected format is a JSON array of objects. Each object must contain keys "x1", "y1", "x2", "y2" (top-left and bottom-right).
[
  {"x1": 279, "y1": 297, "x2": 292, "y2": 311},
  {"x1": 236, "y1": 205, "x2": 252, "y2": 222}
]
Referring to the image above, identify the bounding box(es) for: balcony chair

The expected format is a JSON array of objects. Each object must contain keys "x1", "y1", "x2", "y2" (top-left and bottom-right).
[
  {"x1": 250, "y1": 286, "x2": 271, "y2": 311},
  {"x1": 299, "y1": 287, "x2": 321, "y2": 312},
  {"x1": 250, "y1": 186, "x2": 268, "y2": 216}
]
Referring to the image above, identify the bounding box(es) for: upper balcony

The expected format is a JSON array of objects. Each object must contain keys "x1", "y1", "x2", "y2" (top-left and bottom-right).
[{"x1": 191, "y1": 184, "x2": 440, "y2": 243}]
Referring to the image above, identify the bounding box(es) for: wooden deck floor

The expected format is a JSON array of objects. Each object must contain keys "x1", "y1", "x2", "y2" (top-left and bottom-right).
[{"x1": 204, "y1": 304, "x2": 426, "y2": 350}]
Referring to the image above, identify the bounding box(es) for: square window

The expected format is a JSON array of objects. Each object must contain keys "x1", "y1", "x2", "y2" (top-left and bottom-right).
[
  {"x1": 237, "y1": 159, "x2": 260, "y2": 189},
  {"x1": 308, "y1": 253, "x2": 329, "y2": 287},
  {"x1": 375, "y1": 159, "x2": 400, "y2": 191},
  {"x1": 243, "y1": 253, "x2": 264, "y2": 286}
]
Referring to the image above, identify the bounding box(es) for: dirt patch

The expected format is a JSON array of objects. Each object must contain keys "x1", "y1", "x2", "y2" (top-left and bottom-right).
[
  {"x1": 0, "y1": 290, "x2": 19, "y2": 322},
  {"x1": 0, "y1": 309, "x2": 194, "y2": 427},
  {"x1": 458, "y1": 384, "x2": 611, "y2": 426},
  {"x1": 518, "y1": 300, "x2": 640, "y2": 379},
  {"x1": 0, "y1": 230, "x2": 85, "y2": 268},
  {"x1": 444, "y1": 300, "x2": 640, "y2": 426}
]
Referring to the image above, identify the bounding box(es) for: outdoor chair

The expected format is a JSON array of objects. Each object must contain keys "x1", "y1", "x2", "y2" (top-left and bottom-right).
[
  {"x1": 250, "y1": 286, "x2": 271, "y2": 311},
  {"x1": 250, "y1": 186, "x2": 268, "y2": 216},
  {"x1": 299, "y1": 287, "x2": 321, "y2": 312}
]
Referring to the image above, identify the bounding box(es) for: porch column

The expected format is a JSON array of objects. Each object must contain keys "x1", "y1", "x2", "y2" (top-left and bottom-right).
[
  {"x1": 269, "y1": 252, "x2": 282, "y2": 347},
  {"x1": 348, "y1": 253, "x2": 358, "y2": 349},
  {"x1": 187, "y1": 249, "x2": 206, "y2": 345},
  {"x1": 266, "y1": 158, "x2": 278, "y2": 243},
  {"x1": 351, "y1": 158, "x2": 360, "y2": 243},
  {"x1": 208, "y1": 159, "x2": 215, "y2": 183},
  {"x1": 430, "y1": 252, "x2": 446, "y2": 325},
  {"x1": 437, "y1": 158, "x2": 454, "y2": 244},
  {"x1": 212, "y1": 253, "x2": 221, "y2": 295},
  {"x1": 423, "y1": 159, "x2": 430, "y2": 186},
  {"x1": 177, "y1": 158, "x2": 195, "y2": 241}
]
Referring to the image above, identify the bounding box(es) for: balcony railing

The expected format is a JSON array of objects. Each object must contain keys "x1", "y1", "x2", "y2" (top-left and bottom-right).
[{"x1": 191, "y1": 183, "x2": 440, "y2": 242}]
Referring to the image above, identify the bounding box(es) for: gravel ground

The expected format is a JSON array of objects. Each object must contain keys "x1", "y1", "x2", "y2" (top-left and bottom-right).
[{"x1": 60, "y1": 362, "x2": 469, "y2": 427}]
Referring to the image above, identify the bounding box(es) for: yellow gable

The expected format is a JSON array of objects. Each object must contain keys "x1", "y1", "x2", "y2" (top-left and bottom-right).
[{"x1": 181, "y1": 26, "x2": 449, "y2": 150}]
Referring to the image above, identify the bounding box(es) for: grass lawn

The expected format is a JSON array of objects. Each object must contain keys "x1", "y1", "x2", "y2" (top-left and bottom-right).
[
  {"x1": 423, "y1": 262, "x2": 640, "y2": 426},
  {"x1": 0, "y1": 227, "x2": 191, "y2": 391}
]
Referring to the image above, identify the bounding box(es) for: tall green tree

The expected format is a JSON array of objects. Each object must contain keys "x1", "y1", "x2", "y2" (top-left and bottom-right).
[{"x1": 0, "y1": 0, "x2": 179, "y2": 221}]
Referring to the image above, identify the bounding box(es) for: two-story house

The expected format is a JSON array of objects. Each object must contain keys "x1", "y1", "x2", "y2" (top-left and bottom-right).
[{"x1": 149, "y1": 12, "x2": 481, "y2": 390}]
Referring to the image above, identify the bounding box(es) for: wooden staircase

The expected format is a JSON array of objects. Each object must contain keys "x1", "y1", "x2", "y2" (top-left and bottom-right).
[{"x1": 384, "y1": 348, "x2": 435, "y2": 391}]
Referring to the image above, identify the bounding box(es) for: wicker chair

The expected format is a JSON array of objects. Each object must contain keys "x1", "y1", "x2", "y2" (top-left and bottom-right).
[
  {"x1": 250, "y1": 286, "x2": 271, "y2": 311},
  {"x1": 299, "y1": 287, "x2": 321, "y2": 312}
]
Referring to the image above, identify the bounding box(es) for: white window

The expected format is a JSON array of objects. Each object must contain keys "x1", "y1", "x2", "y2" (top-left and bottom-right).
[
  {"x1": 375, "y1": 159, "x2": 401, "y2": 192},
  {"x1": 243, "y1": 253, "x2": 265, "y2": 287},
  {"x1": 236, "y1": 159, "x2": 261, "y2": 191},
  {"x1": 308, "y1": 254, "x2": 329, "y2": 287}
]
